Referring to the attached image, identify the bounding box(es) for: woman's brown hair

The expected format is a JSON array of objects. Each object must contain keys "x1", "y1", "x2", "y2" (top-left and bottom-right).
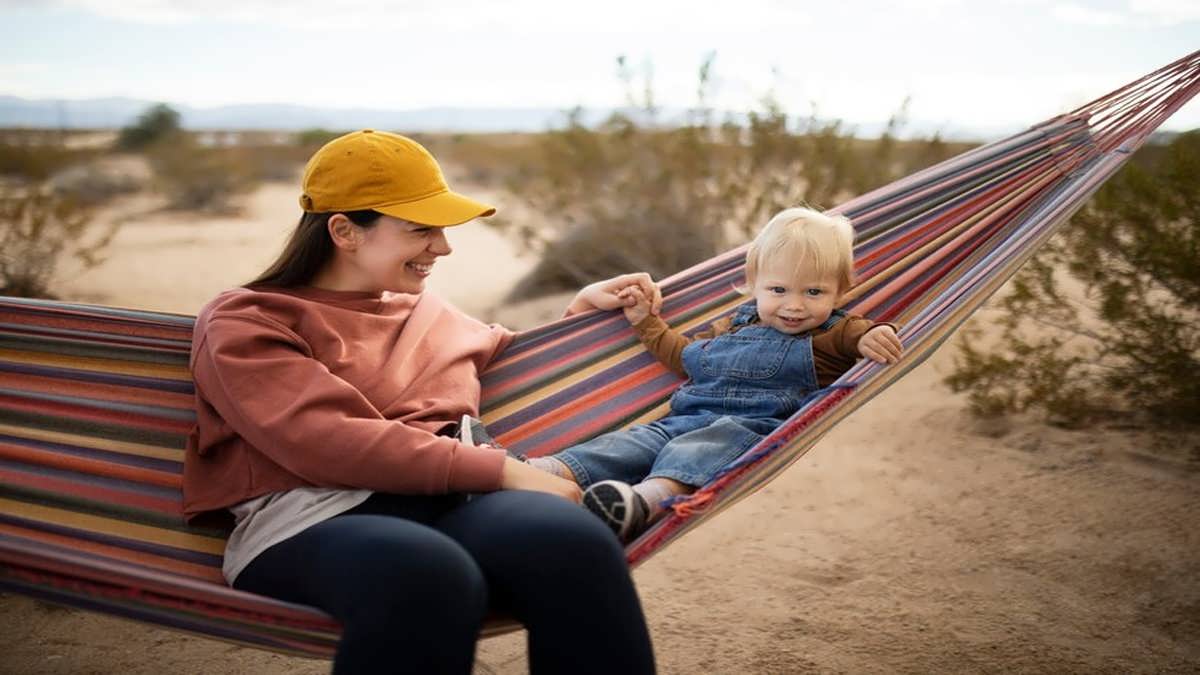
[{"x1": 248, "y1": 210, "x2": 381, "y2": 287}]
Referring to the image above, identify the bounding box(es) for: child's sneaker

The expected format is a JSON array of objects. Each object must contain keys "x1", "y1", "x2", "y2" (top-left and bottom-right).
[
  {"x1": 459, "y1": 414, "x2": 527, "y2": 461},
  {"x1": 582, "y1": 480, "x2": 649, "y2": 541}
]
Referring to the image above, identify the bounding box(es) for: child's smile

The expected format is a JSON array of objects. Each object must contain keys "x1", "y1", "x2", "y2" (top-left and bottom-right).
[{"x1": 753, "y1": 263, "x2": 841, "y2": 335}]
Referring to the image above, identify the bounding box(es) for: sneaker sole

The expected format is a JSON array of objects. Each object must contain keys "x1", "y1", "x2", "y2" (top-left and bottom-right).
[{"x1": 583, "y1": 482, "x2": 637, "y2": 539}]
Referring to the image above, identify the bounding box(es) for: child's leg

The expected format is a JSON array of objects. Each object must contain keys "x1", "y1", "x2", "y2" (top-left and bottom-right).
[
  {"x1": 527, "y1": 456, "x2": 577, "y2": 482},
  {"x1": 630, "y1": 477, "x2": 691, "y2": 522},
  {"x1": 529, "y1": 423, "x2": 672, "y2": 487},
  {"x1": 582, "y1": 417, "x2": 767, "y2": 542},
  {"x1": 643, "y1": 415, "x2": 770, "y2": 501}
]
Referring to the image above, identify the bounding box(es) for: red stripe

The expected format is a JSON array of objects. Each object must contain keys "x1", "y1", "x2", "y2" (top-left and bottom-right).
[
  {"x1": 517, "y1": 380, "x2": 679, "y2": 458},
  {"x1": 2, "y1": 371, "x2": 193, "y2": 410},
  {"x1": 0, "y1": 524, "x2": 220, "y2": 582},
  {"x1": 0, "y1": 394, "x2": 192, "y2": 436}
]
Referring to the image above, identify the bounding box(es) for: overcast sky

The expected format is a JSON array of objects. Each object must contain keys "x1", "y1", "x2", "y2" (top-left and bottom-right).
[{"x1": 2, "y1": 0, "x2": 1198, "y2": 132}]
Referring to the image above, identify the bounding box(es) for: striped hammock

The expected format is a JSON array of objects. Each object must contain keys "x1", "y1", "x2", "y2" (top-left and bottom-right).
[{"x1": 1, "y1": 50, "x2": 1197, "y2": 658}]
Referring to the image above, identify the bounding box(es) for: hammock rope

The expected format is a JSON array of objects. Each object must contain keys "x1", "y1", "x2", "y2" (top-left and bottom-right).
[{"x1": 1, "y1": 49, "x2": 1197, "y2": 656}]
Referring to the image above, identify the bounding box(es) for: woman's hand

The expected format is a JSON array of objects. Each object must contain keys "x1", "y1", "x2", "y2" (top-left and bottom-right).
[
  {"x1": 565, "y1": 272, "x2": 663, "y2": 317},
  {"x1": 499, "y1": 456, "x2": 583, "y2": 503},
  {"x1": 858, "y1": 325, "x2": 903, "y2": 364},
  {"x1": 617, "y1": 284, "x2": 653, "y2": 325}
]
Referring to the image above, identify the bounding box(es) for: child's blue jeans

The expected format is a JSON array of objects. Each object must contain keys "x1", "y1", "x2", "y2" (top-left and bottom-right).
[{"x1": 552, "y1": 412, "x2": 781, "y2": 488}]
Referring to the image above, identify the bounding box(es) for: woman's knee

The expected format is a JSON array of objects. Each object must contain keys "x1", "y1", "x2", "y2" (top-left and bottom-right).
[
  {"x1": 459, "y1": 492, "x2": 629, "y2": 578},
  {"x1": 319, "y1": 516, "x2": 489, "y2": 624}
]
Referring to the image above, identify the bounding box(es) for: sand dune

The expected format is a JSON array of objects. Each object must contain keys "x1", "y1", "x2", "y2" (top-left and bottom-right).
[{"x1": 2, "y1": 180, "x2": 1196, "y2": 674}]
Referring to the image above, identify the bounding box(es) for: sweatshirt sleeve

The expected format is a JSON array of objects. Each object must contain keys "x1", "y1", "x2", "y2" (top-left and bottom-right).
[
  {"x1": 631, "y1": 315, "x2": 731, "y2": 378},
  {"x1": 192, "y1": 314, "x2": 507, "y2": 494},
  {"x1": 815, "y1": 315, "x2": 900, "y2": 359}
]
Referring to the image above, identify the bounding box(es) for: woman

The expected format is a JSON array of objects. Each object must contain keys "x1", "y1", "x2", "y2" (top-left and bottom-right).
[{"x1": 183, "y1": 129, "x2": 658, "y2": 673}]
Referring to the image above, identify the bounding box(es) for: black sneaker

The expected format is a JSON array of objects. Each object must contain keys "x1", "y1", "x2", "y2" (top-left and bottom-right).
[{"x1": 582, "y1": 480, "x2": 649, "y2": 541}]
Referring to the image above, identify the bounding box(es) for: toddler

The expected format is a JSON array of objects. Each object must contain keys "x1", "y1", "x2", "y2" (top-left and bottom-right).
[{"x1": 530, "y1": 207, "x2": 903, "y2": 540}]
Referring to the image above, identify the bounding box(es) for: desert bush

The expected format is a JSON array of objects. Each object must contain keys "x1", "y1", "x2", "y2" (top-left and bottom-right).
[
  {"x1": 220, "y1": 143, "x2": 308, "y2": 183},
  {"x1": 118, "y1": 103, "x2": 182, "y2": 151},
  {"x1": 945, "y1": 131, "x2": 1200, "y2": 432},
  {"x1": 49, "y1": 163, "x2": 142, "y2": 206},
  {"x1": 0, "y1": 134, "x2": 98, "y2": 183},
  {"x1": 0, "y1": 186, "x2": 118, "y2": 297},
  {"x1": 503, "y1": 55, "x2": 969, "y2": 298},
  {"x1": 146, "y1": 135, "x2": 258, "y2": 212},
  {"x1": 296, "y1": 128, "x2": 345, "y2": 149}
]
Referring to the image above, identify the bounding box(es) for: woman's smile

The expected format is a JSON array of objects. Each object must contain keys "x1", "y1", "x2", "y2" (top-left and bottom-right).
[{"x1": 406, "y1": 261, "x2": 434, "y2": 278}]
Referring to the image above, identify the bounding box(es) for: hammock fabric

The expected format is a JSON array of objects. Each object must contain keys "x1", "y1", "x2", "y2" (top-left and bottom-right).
[{"x1": 1, "y1": 50, "x2": 1197, "y2": 657}]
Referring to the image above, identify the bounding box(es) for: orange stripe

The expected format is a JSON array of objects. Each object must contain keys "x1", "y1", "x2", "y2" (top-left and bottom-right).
[
  {"x1": 496, "y1": 365, "x2": 668, "y2": 447},
  {"x1": 0, "y1": 347, "x2": 191, "y2": 380},
  {"x1": 0, "y1": 423, "x2": 182, "y2": 462},
  {"x1": 0, "y1": 441, "x2": 182, "y2": 489},
  {"x1": 0, "y1": 309, "x2": 193, "y2": 342},
  {"x1": 0, "y1": 497, "x2": 226, "y2": 555},
  {"x1": 0, "y1": 395, "x2": 192, "y2": 436},
  {"x1": 0, "y1": 371, "x2": 193, "y2": 410},
  {"x1": 0, "y1": 522, "x2": 223, "y2": 583}
]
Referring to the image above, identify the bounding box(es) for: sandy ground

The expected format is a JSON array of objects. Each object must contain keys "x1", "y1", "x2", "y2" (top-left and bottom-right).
[{"x1": 2, "y1": 178, "x2": 1197, "y2": 674}]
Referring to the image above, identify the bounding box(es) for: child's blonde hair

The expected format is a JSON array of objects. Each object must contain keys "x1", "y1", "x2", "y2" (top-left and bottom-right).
[{"x1": 743, "y1": 207, "x2": 856, "y2": 293}]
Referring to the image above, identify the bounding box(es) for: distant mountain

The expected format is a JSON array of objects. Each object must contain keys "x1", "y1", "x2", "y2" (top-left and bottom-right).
[
  {"x1": 0, "y1": 96, "x2": 604, "y2": 133},
  {"x1": 0, "y1": 95, "x2": 1009, "y2": 140}
]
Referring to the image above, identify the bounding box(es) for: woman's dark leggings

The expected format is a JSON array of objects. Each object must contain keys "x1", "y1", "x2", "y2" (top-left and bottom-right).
[{"x1": 234, "y1": 490, "x2": 656, "y2": 674}]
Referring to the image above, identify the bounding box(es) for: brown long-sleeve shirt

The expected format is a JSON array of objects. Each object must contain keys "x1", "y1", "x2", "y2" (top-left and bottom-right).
[{"x1": 632, "y1": 311, "x2": 889, "y2": 387}]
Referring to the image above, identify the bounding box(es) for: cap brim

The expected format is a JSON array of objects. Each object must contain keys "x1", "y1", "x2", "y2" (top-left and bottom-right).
[{"x1": 374, "y1": 190, "x2": 496, "y2": 227}]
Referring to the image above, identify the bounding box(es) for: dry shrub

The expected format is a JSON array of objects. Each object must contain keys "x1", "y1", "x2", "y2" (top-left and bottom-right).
[
  {"x1": 146, "y1": 133, "x2": 259, "y2": 212},
  {"x1": 49, "y1": 163, "x2": 143, "y2": 207},
  {"x1": 0, "y1": 186, "x2": 118, "y2": 298},
  {"x1": 0, "y1": 132, "x2": 99, "y2": 183},
  {"x1": 502, "y1": 55, "x2": 971, "y2": 298}
]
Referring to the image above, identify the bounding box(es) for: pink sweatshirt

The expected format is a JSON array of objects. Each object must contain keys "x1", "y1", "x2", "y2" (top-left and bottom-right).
[{"x1": 182, "y1": 286, "x2": 514, "y2": 519}]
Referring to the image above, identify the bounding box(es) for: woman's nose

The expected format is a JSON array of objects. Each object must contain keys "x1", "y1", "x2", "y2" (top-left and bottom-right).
[{"x1": 429, "y1": 228, "x2": 452, "y2": 256}]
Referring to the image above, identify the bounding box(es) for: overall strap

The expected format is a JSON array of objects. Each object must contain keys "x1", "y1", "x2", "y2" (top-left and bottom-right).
[
  {"x1": 730, "y1": 301, "x2": 759, "y2": 328},
  {"x1": 819, "y1": 308, "x2": 847, "y2": 332}
]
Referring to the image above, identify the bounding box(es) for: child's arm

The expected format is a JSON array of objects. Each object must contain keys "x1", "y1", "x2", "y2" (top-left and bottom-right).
[
  {"x1": 564, "y1": 272, "x2": 663, "y2": 317},
  {"x1": 627, "y1": 304, "x2": 732, "y2": 379},
  {"x1": 812, "y1": 316, "x2": 903, "y2": 385}
]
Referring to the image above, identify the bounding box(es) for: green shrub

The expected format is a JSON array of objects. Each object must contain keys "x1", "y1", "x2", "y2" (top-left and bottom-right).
[
  {"x1": 117, "y1": 104, "x2": 182, "y2": 151},
  {"x1": 945, "y1": 131, "x2": 1200, "y2": 433},
  {"x1": 295, "y1": 128, "x2": 345, "y2": 150}
]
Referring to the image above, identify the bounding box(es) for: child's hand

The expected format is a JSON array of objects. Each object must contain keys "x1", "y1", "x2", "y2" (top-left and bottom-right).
[
  {"x1": 617, "y1": 283, "x2": 654, "y2": 325},
  {"x1": 858, "y1": 325, "x2": 902, "y2": 364},
  {"x1": 565, "y1": 272, "x2": 662, "y2": 316}
]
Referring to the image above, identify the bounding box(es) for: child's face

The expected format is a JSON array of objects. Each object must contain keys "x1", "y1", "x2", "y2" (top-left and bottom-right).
[{"x1": 753, "y1": 260, "x2": 841, "y2": 335}]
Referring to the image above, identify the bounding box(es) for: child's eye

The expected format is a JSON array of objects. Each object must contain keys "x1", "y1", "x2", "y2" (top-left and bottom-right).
[
  {"x1": 769, "y1": 286, "x2": 787, "y2": 294},
  {"x1": 806, "y1": 288, "x2": 823, "y2": 296}
]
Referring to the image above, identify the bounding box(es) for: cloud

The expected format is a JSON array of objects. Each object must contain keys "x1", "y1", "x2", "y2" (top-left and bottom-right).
[
  {"x1": 1053, "y1": 0, "x2": 1200, "y2": 27},
  {"x1": 43, "y1": 0, "x2": 807, "y2": 32},
  {"x1": 1128, "y1": 0, "x2": 1200, "y2": 25},
  {"x1": 1052, "y1": 3, "x2": 1126, "y2": 26}
]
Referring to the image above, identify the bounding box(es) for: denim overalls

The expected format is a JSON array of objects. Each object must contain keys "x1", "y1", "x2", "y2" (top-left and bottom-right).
[{"x1": 555, "y1": 302, "x2": 845, "y2": 488}]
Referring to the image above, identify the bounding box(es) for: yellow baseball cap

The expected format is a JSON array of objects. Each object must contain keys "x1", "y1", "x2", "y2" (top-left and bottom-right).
[{"x1": 298, "y1": 129, "x2": 496, "y2": 226}]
